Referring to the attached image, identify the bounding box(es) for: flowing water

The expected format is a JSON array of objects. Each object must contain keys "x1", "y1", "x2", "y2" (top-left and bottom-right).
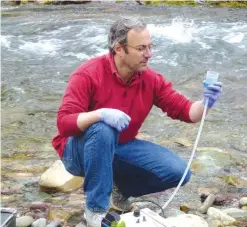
[{"x1": 1, "y1": 1, "x2": 247, "y2": 215}]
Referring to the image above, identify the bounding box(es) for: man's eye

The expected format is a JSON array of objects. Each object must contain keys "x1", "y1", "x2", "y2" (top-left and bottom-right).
[{"x1": 137, "y1": 46, "x2": 145, "y2": 52}]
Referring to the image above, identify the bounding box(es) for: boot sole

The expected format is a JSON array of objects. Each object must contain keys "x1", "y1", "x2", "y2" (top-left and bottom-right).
[{"x1": 109, "y1": 200, "x2": 136, "y2": 212}]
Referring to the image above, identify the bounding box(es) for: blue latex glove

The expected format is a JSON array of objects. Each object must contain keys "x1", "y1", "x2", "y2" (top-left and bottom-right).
[
  {"x1": 203, "y1": 81, "x2": 222, "y2": 108},
  {"x1": 100, "y1": 108, "x2": 131, "y2": 132}
]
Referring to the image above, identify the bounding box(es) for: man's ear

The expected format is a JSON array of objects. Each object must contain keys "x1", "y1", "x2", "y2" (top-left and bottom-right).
[{"x1": 114, "y1": 43, "x2": 124, "y2": 57}]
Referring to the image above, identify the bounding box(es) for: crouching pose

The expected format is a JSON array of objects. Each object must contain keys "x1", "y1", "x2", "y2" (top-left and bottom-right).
[{"x1": 52, "y1": 17, "x2": 222, "y2": 227}]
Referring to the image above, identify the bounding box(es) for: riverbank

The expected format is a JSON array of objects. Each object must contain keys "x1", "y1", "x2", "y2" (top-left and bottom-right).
[
  {"x1": 2, "y1": 1, "x2": 247, "y2": 226},
  {"x1": 2, "y1": 159, "x2": 247, "y2": 227},
  {"x1": 5, "y1": 0, "x2": 247, "y2": 8}
]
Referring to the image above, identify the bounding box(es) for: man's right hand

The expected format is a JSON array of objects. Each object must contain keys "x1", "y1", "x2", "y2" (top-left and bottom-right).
[{"x1": 99, "y1": 108, "x2": 131, "y2": 132}]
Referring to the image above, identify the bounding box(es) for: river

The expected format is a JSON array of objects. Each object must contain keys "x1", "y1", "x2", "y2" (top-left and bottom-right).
[{"x1": 1, "y1": 1, "x2": 247, "y2": 224}]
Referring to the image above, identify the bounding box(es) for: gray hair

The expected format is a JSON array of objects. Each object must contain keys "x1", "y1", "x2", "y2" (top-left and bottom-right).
[{"x1": 108, "y1": 17, "x2": 147, "y2": 55}]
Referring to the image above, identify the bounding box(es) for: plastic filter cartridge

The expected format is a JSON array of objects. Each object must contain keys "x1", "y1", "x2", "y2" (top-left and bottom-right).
[{"x1": 204, "y1": 71, "x2": 219, "y2": 87}]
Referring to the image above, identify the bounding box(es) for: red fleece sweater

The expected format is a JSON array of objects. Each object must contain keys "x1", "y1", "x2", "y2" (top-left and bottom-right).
[{"x1": 52, "y1": 53, "x2": 193, "y2": 158}]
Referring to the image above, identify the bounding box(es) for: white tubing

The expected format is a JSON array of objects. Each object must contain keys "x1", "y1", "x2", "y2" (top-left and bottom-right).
[{"x1": 157, "y1": 98, "x2": 209, "y2": 215}]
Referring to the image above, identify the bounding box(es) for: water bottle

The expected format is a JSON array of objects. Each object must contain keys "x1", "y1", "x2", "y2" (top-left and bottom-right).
[{"x1": 203, "y1": 71, "x2": 219, "y2": 87}]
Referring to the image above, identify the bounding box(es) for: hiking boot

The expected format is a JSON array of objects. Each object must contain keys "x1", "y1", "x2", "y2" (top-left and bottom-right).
[
  {"x1": 84, "y1": 207, "x2": 107, "y2": 227},
  {"x1": 110, "y1": 184, "x2": 135, "y2": 212}
]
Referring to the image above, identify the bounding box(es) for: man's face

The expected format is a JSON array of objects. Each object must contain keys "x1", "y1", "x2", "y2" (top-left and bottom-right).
[{"x1": 121, "y1": 28, "x2": 153, "y2": 72}]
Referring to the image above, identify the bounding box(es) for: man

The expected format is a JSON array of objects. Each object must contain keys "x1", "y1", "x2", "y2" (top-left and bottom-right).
[{"x1": 52, "y1": 18, "x2": 222, "y2": 227}]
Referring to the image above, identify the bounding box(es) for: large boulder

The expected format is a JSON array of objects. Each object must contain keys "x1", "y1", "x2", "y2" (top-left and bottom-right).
[{"x1": 39, "y1": 160, "x2": 84, "y2": 193}]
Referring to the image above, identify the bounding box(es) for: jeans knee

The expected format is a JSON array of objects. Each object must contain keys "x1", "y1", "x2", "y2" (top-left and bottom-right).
[
  {"x1": 168, "y1": 166, "x2": 191, "y2": 187},
  {"x1": 181, "y1": 168, "x2": 191, "y2": 185},
  {"x1": 85, "y1": 122, "x2": 118, "y2": 142}
]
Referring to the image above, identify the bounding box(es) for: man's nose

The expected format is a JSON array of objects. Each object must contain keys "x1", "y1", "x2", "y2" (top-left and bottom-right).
[{"x1": 144, "y1": 48, "x2": 152, "y2": 58}]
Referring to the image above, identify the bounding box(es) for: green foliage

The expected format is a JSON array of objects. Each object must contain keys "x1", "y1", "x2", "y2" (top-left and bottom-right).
[
  {"x1": 21, "y1": 0, "x2": 29, "y2": 4},
  {"x1": 117, "y1": 221, "x2": 126, "y2": 227},
  {"x1": 43, "y1": 0, "x2": 54, "y2": 5},
  {"x1": 216, "y1": 1, "x2": 247, "y2": 8},
  {"x1": 144, "y1": 0, "x2": 162, "y2": 5},
  {"x1": 165, "y1": 1, "x2": 197, "y2": 6},
  {"x1": 111, "y1": 221, "x2": 126, "y2": 227},
  {"x1": 111, "y1": 221, "x2": 118, "y2": 227},
  {"x1": 144, "y1": 0, "x2": 197, "y2": 6}
]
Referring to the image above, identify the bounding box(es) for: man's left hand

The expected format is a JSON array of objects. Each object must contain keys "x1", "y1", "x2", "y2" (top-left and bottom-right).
[{"x1": 203, "y1": 82, "x2": 222, "y2": 108}]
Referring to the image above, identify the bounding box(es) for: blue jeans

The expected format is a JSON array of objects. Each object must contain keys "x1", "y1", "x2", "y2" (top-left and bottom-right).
[{"x1": 62, "y1": 122, "x2": 191, "y2": 212}]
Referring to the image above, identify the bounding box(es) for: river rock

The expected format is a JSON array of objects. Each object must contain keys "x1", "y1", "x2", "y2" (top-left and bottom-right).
[
  {"x1": 1, "y1": 184, "x2": 23, "y2": 195},
  {"x1": 16, "y1": 216, "x2": 34, "y2": 227},
  {"x1": 29, "y1": 201, "x2": 51, "y2": 211},
  {"x1": 222, "y1": 208, "x2": 247, "y2": 221},
  {"x1": 68, "y1": 193, "x2": 85, "y2": 207},
  {"x1": 46, "y1": 221, "x2": 62, "y2": 227},
  {"x1": 5, "y1": 172, "x2": 35, "y2": 180},
  {"x1": 195, "y1": 149, "x2": 235, "y2": 174},
  {"x1": 207, "y1": 207, "x2": 236, "y2": 226},
  {"x1": 174, "y1": 138, "x2": 192, "y2": 147},
  {"x1": 48, "y1": 208, "x2": 71, "y2": 222},
  {"x1": 165, "y1": 214, "x2": 208, "y2": 227},
  {"x1": 51, "y1": 195, "x2": 68, "y2": 205},
  {"x1": 31, "y1": 218, "x2": 47, "y2": 227},
  {"x1": 198, "y1": 187, "x2": 219, "y2": 197},
  {"x1": 239, "y1": 197, "x2": 247, "y2": 207},
  {"x1": 33, "y1": 212, "x2": 47, "y2": 219},
  {"x1": 214, "y1": 194, "x2": 228, "y2": 206},
  {"x1": 242, "y1": 206, "x2": 247, "y2": 211},
  {"x1": 39, "y1": 160, "x2": 84, "y2": 192},
  {"x1": 199, "y1": 194, "x2": 216, "y2": 214},
  {"x1": 1, "y1": 195, "x2": 18, "y2": 204}
]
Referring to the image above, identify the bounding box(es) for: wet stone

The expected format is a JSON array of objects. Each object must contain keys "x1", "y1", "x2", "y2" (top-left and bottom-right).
[
  {"x1": 207, "y1": 207, "x2": 236, "y2": 226},
  {"x1": 46, "y1": 221, "x2": 62, "y2": 227},
  {"x1": 39, "y1": 160, "x2": 84, "y2": 193},
  {"x1": 31, "y1": 218, "x2": 47, "y2": 227},
  {"x1": 16, "y1": 216, "x2": 34, "y2": 227},
  {"x1": 199, "y1": 194, "x2": 216, "y2": 214},
  {"x1": 240, "y1": 197, "x2": 247, "y2": 207},
  {"x1": 1, "y1": 195, "x2": 18, "y2": 204},
  {"x1": 32, "y1": 212, "x2": 47, "y2": 220},
  {"x1": 214, "y1": 194, "x2": 228, "y2": 206},
  {"x1": 29, "y1": 201, "x2": 51, "y2": 211},
  {"x1": 242, "y1": 206, "x2": 247, "y2": 211},
  {"x1": 1, "y1": 184, "x2": 23, "y2": 195},
  {"x1": 222, "y1": 208, "x2": 247, "y2": 221},
  {"x1": 48, "y1": 208, "x2": 71, "y2": 222},
  {"x1": 198, "y1": 187, "x2": 219, "y2": 197}
]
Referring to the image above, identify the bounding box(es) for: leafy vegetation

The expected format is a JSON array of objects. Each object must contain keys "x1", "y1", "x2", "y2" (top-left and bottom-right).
[{"x1": 111, "y1": 221, "x2": 126, "y2": 227}]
